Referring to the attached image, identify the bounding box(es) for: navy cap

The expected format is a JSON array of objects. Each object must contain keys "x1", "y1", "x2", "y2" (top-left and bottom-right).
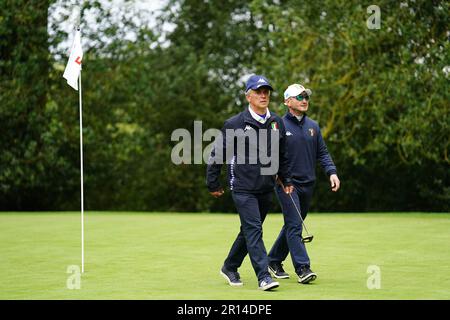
[{"x1": 245, "y1": 75, "x2": 274, "y2": 93}]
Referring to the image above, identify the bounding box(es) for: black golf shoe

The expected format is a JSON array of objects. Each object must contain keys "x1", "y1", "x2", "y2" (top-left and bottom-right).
[
  {"x1": 297, "y1": 266, "x2": 317, "y2": 284},
  {"x1": 268, "y1": 262, "x2": 290, "y2": 279},
  {"x1": 220, "y1": 266, "x2": 243, "y2": 286},
  {"x1": 258, "y1": 276, "x2": 279, "y2": 291}
]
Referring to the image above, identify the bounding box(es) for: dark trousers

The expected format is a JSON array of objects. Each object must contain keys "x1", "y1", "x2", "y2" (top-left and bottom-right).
[
  {"x1": 268, "y1": 181, "x2": 315, "y2": 274},
  {"x1": 223, "y1": 191, "x2": 273, "y2": 282}
]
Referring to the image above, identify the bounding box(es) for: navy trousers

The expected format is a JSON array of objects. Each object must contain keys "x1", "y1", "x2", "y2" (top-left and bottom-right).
[
  {"x1": 223, "y1": 191, "x2": 273, "y2": 282},
  {"x1": 268, "y1": 181, "x2": 315, "y2": 274}
]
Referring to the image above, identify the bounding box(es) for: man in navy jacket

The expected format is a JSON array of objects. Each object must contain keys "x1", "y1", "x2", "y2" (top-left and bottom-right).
[
  {"x1": 206, "y1": 75, "x2": 293, "y2": 291},
  {"x1": 268, "y1": 83, "x2": 340, "y2": 284}
]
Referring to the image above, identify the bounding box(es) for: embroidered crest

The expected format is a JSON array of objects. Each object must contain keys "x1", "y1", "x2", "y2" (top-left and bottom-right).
[
  {"x1": 308, "y1": 128, "x2": 315, "y2": 137},
  {"x1": 271, "y1": 122, "x2": 279, "y2": 130}
]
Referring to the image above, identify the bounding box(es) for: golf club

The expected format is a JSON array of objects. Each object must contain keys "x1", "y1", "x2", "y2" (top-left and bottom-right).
[{"x1": 279, "y1": 180, "x2": 314, "y2": 243}]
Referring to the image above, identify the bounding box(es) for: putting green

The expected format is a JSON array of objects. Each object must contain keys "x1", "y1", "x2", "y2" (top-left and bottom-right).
[{"x1": 0, "y1": 212, "x2": 449, "y2": 299}]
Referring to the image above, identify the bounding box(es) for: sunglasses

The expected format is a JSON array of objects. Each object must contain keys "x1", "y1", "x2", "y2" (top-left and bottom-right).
[{"x1": 295, "y1": 94, "x2": 310, "y2": 101}]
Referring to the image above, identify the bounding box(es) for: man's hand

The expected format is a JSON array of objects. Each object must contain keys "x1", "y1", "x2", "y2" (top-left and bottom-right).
[
  {"x1": 276, "y1": 176, "x2": 294, "y2": 194},
  {"x1": 210, "y1": 188, "x2": 224, "y2": 198},
  {"x1": 283, "y1": 185, "x2": 294, "y2": 194},
  {"x1": 330, "y1": 174, "x2": 340, "y2": 192}
]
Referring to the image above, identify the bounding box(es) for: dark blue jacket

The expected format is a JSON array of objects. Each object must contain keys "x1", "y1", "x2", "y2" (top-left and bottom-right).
[
  {"x1": 283, "y1": 112, "x2": 337, "y2": 184},
  {"x1": 206, "y1": 108, "x2": 292, "y2": 193}
]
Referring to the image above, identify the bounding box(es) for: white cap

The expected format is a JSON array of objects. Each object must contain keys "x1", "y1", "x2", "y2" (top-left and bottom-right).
[{"x1": 283, "y1": 84, "x2": 312, "y2": 100}]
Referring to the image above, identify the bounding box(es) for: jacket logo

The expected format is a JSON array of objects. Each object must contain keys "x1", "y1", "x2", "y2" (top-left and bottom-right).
[
  {"x1": 271, "y1": 122, "x2": 279, "y2": 130},
  {"x1": 308, "y1": 128, "x2": 315, "y2": 136},
  {"x1": 286, "y1": 131, "x2": 293, "y2": 136},
  {"x1": 244, "y1": 125, "x2": 253, "y2": 131}
]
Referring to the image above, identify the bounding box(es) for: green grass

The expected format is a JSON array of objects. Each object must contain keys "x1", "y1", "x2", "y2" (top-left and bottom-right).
[{"x1": 0, "y1": 212, "x2": 449, "y2": 300}]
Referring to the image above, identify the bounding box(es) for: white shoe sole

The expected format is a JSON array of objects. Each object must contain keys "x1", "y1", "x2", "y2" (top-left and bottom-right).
[
  {"x1": 298, "y1": 273, "x2": 317, "y2": 284},
  {"x1": 220, "y1": 270, "x2": 243, "y2": 286},
  {"x1": 268, "y1": 267, "x2": 290, "y2": 279},
  {"x1": 259, "y1": 281, "x2": 279, "y2": 291}
]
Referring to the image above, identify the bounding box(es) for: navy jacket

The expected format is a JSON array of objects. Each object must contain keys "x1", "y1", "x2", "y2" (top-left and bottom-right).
[
  {"x1": 206, "y1": 108, "x2": 292, "y2": 193},
  {"x1": 283, "y1": 112, "x2": 337, "y2": 184}
]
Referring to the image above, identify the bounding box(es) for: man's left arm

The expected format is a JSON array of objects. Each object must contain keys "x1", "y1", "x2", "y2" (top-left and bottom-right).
[{"x1": 317, "y1": 127, "x2": 340, "y2": 192}]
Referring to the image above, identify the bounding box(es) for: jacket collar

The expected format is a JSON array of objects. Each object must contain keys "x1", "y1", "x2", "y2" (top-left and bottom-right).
[
  {"x1": 285, "y1": 111, "x2": 307, "y2": 125},
  {"x1": 244, "y1": 106, "x2": 275, "y2": 126},
  {"x1": 248, "y1": 105, "x2": 271, "y2": 124}
]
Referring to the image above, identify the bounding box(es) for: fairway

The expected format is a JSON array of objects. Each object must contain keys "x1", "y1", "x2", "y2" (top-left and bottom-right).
[{"x1": 0, "y1": 212, "x2": 449, "y2": 300}]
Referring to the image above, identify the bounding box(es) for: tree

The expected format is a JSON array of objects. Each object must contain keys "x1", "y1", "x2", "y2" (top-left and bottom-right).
[
  {"x1": 0, "y1": 0, "x2": 65, "y2": 209},
  {"x1": 248, "y1": 0, "x2": 449, "y2": 211},
  {"x1": 1, "y1": 0, "x2": 447, "y2": 212}
]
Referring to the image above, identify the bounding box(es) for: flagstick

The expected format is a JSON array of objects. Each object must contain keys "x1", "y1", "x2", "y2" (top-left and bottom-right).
[{"x1": 79, "y1": 69, "x2": 85, "y2": 274}]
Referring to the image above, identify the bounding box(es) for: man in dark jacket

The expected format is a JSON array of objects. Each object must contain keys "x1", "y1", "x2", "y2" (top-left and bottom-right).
[
  {"x1": 206, "y1": 75, "x2": 293, "y2": 291},
  {"x1": 268, "y1": 83, "x2": 340, "y2": 284}
]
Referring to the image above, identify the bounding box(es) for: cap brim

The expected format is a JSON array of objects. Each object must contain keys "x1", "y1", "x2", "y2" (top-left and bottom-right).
[
  {"x1": 284, "y1": 88, "x2": 313, "y2": 100},
  {"x1": 253, "y1": 84, "x2": 274, "y2": 91}
]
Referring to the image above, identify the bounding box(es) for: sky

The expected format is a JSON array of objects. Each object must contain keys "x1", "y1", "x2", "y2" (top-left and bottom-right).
[{"x1": 49, "y1": 0, "x2": 173, "y2": 57}]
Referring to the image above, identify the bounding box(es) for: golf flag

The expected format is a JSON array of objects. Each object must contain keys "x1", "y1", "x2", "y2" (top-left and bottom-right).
[
  {"x1": 62, "y1": 25, "x2": 85, "y2": 273},
  {"x1": 63, "y1": 29, "x2": 83, "y2": 90}
]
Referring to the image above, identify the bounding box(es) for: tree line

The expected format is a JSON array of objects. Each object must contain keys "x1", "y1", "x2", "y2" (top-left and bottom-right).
[{"x1": 1, "y1": 0, "x2": 448, "y2": 212}]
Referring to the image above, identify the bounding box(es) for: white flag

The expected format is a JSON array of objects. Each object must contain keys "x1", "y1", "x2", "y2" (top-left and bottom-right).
[{"x1": 63, "y1": 30, "x2": 83, "y2": 90}]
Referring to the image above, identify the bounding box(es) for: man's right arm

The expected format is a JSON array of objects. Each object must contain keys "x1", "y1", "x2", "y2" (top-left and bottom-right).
[
  {"x1": 206, "y1": 121, "x2": 228, "y2": 194},
  {"x1": 276, "y1": 119, "x2": 293, "y2": 194},
  {"x1": 277, "y1": 119, "x2": 293, "y2": 187}
]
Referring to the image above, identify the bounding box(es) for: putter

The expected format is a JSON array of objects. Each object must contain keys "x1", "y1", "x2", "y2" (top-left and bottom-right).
[
  {"x1": 287, "y1": 192, "x2": 314, "y2": 243},
  {"x1": 279, "y1": 179, "x2": 314, "y2": 243}
]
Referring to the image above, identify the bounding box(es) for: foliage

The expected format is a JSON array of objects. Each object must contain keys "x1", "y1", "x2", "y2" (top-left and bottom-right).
[
  {"x1": 246, "y1": 0, "x2": 449, "y2": 211},
  {"x1": 1, "y1": 0, "x2": 448, "y2": 211}
]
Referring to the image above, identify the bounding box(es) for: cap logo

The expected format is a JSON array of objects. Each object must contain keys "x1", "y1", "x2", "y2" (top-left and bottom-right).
[{"x1": 257, "y1": 78, "x2": 266, "y2": 83}]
